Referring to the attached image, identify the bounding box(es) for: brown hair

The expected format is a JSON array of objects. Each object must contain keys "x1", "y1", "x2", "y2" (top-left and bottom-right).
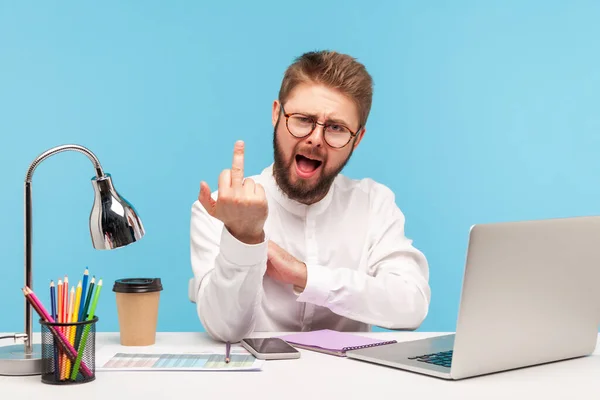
[{"x1": 278, "y1": 50, "x2": 373, "y2": 129}]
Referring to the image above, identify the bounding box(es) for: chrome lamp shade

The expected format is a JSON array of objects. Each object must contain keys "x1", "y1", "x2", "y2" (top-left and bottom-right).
[
  {"x1": 90, "y1": 174, "x2": 144, "y2": 250},
  {"x1": 0, "y1": 144, "x2": 144, "y2": 376}
]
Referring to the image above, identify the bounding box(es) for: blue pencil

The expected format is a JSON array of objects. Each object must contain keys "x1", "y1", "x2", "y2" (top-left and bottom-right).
[
  {"x1": 50, "y1": 281, "x2": 56, "y2": 320},
  {"x1": 50, "y1": 281, "x2": 58, "y2": 380},
  {"x1": 78, "y1": 267, "x2": 89, "y2": 322}
]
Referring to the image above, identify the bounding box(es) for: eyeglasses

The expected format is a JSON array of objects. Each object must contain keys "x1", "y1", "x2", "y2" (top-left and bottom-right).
[{"x1": 280, "y1": 104, "x2": 360, "y2": 149}]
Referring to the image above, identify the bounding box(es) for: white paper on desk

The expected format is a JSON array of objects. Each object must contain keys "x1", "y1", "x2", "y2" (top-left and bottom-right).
[{"x1": 96, "y1": 346, "x2": 264, "y2": 371}]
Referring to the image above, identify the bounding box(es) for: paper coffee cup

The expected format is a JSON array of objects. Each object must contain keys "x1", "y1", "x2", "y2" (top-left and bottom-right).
[{"x1": 113, "y1": 278, "x2": 163, "y2": 346}]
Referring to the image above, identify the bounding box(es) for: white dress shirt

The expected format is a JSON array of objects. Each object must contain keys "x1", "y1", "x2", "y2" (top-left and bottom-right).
[{"x1": 190, "y1": 164, "x2": 431, "y2": 342}]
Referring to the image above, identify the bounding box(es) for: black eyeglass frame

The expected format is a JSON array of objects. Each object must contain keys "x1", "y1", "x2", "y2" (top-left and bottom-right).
[{"x1": 280, "y1": 103, "x2": 362, "y2": 149}]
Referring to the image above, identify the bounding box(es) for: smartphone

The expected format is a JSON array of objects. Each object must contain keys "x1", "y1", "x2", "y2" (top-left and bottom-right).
[{"x1": 240, "y1": 338, "x2": 301, "y2": 360}]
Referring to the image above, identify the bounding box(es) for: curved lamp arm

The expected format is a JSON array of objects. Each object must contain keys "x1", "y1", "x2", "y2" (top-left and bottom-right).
[{"x1": 25, "y1": 144, "x2": 105, "y2": 182}]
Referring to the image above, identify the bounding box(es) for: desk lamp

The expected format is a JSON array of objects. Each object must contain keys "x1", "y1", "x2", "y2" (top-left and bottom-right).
[{"x1": 0, "y1": 144, "x2": 145, "y2": 376}]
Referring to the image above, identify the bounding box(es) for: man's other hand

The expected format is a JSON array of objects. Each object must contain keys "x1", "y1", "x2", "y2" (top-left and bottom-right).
[{"x1": 267, "y1": 240, "x2": 308, "y2": 290}]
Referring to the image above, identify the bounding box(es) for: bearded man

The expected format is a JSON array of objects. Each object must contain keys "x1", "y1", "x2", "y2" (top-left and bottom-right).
[{"x1": 190, "y1": 50, "x2": 431, "y2": 342}]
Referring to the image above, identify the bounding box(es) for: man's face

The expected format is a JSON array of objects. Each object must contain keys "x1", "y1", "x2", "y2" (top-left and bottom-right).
[{"x1": 271, "y1": 83, "x2": 365, "y2": 204}]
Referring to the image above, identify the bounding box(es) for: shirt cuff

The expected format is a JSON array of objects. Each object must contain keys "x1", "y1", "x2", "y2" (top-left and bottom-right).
[
  {"x1": 296, "y1": 264, "x2": 331, "y2": 306},
  {"x1": 219, "y1": 226, "x2": 268, "y2": 266}
]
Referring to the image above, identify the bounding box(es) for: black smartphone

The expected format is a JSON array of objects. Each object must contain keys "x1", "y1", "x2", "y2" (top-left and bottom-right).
[{"x1": 240, "y1": 338, "x2": 301, "y2": 360}]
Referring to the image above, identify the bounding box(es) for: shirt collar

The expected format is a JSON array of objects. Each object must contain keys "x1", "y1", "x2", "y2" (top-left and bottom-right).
[{"x1": 261, "y1": 163, "x2": 335, "y2": 217}]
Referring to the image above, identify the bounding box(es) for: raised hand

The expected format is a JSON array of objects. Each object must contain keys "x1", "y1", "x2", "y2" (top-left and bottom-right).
[{"x1": 198, "y1": 140, "x2": 268, "y2": 244}]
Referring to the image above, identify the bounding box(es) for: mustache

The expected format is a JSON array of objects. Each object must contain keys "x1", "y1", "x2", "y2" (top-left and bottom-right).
[{"x1": 294, "y1": 145, "x2": 326, "y2": 161}]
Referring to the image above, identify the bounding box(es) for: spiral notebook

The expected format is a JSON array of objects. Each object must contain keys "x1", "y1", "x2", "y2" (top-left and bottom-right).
[{"x1": 277, "y1": 329, "x2": 397, "y2": 357}]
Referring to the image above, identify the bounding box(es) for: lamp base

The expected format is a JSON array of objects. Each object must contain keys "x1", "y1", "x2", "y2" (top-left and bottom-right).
[{"x1": 0, "y1": 344, "x2": 42, "y2": 376}]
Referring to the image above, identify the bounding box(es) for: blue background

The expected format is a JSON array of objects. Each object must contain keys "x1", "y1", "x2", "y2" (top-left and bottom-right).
[{"x1": 1, "y1": 1, "x2": 599, "y2": 334}]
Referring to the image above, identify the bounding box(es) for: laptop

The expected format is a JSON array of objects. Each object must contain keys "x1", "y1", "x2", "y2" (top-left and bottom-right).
[{"x1": 347, "y1": 216, "x2": 600, "y2": 380}]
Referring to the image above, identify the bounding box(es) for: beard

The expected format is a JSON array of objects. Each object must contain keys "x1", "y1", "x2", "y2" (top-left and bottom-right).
[{"x1": 272, "y1": 119, "x2": 354, "y2": 205}]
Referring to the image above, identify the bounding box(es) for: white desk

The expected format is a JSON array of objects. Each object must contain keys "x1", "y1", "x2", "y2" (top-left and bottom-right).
[{"x1": 1, "y1": 332, "x2": 599, "y2": 400}]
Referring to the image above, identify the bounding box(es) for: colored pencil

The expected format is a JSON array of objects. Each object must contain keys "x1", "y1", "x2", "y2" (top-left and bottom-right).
[
  {"x1": 68, "y1": 287, "x2": 74, "y2": 319},
  {"x1": 57, "y1": 280, "x2": 63, "y2": 321},
  {"x1": 57, "y1": 279, "x2": 63, "y2": 326},
  {"x1": 66, "y1": 282, "x2": 81, "y2": 377},
  {"x1": 62, "y1": 276, "x2": 68, "y2": 325},
  {"x1": 82, "y1": 276, "x2": 95, "y2": 320},
  {"x1": 75, "y1": 268, "x2": 88, "y2": 357},
  {"x1": 70, "y1": 278, "x2": 102, "y2": 380},
  {"x1": 225, "y1": 341, "x2": 231, "y2": 363},
  {"x1": 78, "y1": 268, "x2": 89, "y2": 322},
  {"x1": 73, "y1": 281, "x2": 82, "y2": 330},
  {"x1": 50, "y1": 281, "x2": 56, "y2": 319},
  {"x1": 22, "y1": 287, "x2": 93, "y2": 378},
  {"x1": 64, "y1": 287, "x2": 75, "y2": 378},
  {"x1": 57, "y1": 279, "x2": 63, "y2": 376},
  {"x1": 75, "y1": 276, "x2": 95, "y2": 349},
  {"x1": 50, "y1": 281, "x2": 59, "y2": 380},
  {"x1": 60, "y1": 276, "x2": 69, "y2": 379}
]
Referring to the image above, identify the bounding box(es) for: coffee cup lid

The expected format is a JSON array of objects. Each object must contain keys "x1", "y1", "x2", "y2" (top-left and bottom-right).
[{"x1": 113, "y1": 278, "x2": 163, "y2": 293}]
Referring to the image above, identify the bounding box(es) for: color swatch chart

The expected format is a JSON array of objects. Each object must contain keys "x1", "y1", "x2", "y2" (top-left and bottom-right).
[{"x1": 99, "y1": 351, "x2": 264, "y2": 371}]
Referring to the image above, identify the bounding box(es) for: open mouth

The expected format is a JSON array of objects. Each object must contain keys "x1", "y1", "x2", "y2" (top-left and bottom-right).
[{"x1": 295, "y1": 154, "x2": 323, "y2": 178}]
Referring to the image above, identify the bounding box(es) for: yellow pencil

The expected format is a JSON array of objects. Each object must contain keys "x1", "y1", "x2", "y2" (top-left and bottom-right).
[
  {"x1": 64, "y1": 287, "x2": 75, "y2": 378},
  {"x1": 73, "y1": 281, "x2": 82, "y2": 328},
  {"x1": 60, "y1": 276, "x2": 69, "y2": 380},
  {"x1": 71, "y1": 281, "x2": 82, "y2": 346}
]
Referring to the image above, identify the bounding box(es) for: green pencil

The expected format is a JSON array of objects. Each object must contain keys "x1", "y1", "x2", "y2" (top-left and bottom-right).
[{"x1": 70, "y1": 278, "x2": 102, "y2": 380}]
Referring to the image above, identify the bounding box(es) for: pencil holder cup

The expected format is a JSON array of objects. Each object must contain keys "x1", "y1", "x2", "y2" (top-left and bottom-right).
[{"x1": 39, "y1": 316, "x2": 98, "y2": 385}]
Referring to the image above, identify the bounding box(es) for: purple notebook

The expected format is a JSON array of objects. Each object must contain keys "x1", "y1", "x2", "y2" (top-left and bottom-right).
[{"x1": 278, "y1": 329, "x2": 397, "y2": 357}]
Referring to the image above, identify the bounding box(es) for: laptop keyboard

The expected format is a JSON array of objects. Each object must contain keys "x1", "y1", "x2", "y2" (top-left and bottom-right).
[{"x1": 409, "y1": 350, "x2": 453, "y2": 368}]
